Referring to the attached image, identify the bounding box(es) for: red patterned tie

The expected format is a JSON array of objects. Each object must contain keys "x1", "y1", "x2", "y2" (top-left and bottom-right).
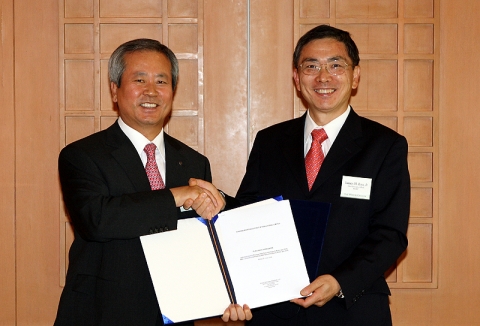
[
  {"x1": 305, "y1": 128, "x2": 328, "y2": 190},
  {"x1": 144, "y1": 143, "x2": 165, "y2": 190}
]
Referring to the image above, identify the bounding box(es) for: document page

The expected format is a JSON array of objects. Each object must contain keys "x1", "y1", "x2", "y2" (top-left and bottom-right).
[
  {"x1": 215, "y1": 199, "x2": 309, "y2": 309},
  {"x1": 140, "y1": 218, "x2": 231, "y2": 323},
  {"x1": 140, "y1": 199, "x2": 310, "y2": 324}
]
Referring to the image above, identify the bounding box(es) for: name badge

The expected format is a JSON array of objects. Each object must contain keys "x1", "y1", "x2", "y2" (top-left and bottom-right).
[{"x1": 340, "y1": 176, "x2": 372, "y2": 200}]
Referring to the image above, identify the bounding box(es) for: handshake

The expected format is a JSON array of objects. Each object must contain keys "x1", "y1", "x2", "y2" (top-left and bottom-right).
[{"x1": 169, "y1": 178, "x2": 227, "y2": 220}]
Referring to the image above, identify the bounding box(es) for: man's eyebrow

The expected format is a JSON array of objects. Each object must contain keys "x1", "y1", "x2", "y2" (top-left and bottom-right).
[
  {"x1": 301, "y1": 55, "x2": 348, "y2": 63},
  {"x1": 301, "y1": 57, "x2": 319, "y2": 63},
  {"x1": 327, "y1": 55, "x2": 348, "y2": 62},
  {"x1": 132, "y1": 71, "x2": 168, "y2": 78},
  {"x1": 132, "y1": 71, "x2": 147, "y2": 77}
]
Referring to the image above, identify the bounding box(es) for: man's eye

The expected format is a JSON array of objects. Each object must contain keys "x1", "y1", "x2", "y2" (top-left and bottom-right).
[
  {"x1": 135, "y1": 79, "x2": 145, "y2": 83},
  {"x1": 305, "y1": 64, "x2": 319, "y2": 70}
]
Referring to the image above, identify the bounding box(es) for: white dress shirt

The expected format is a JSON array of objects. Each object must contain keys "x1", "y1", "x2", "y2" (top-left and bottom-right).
[
  {"x1": 117, "y1": 117, "x2": 167, "y2": 183},
  {"x1": 304, "y1": 106, "x2": 351, "y2": 158}
]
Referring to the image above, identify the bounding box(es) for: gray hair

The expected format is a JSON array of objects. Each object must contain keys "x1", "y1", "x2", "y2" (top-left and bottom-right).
[{"x1": 108, "y1": 38, "x2": 179, "y2": 91}]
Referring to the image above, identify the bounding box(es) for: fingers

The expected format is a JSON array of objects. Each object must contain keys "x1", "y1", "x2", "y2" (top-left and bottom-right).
[
  {"x1": 190, "y1": 178, "x2": 226, "y2": 210},
  {"x1": 182, "y1": 198, "x2": 194, "y2": 210},
  {"x1": 191, "y1": 193, "x2": 216, "y2": 219},
  {"x1": 291, "y1": 274, "x2": 340, "y2": 308},
  {"x1": 171, "y1": 180, "x2": 226, "y2": 219},
  {"x1": 221, "y1": 304, "x2": 252, "y2": 322},
  {"x1": 188, "y1": 179, "x2": 226, "y2": 217},
  {"x1": 243, "y1": 304, "x2": 252, "y2": 321}
]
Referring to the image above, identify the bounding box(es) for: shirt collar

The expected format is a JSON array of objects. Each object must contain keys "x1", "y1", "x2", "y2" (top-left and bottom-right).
[
  {"x1": 117, "y1": 117, "x2": 165, "y2": 161},
  {"x1": 304, "y1": 106, "x2": 351, "y2": 145}
]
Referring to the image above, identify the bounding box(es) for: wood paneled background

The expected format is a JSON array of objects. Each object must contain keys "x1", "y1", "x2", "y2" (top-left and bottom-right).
[{"x1": 1, "y1": 0, "x2": 479, "y2": 325}]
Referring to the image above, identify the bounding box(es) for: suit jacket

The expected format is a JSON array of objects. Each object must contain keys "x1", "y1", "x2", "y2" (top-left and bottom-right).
[
  {"x1": 54, "y1": 121, "x2": 211, "y2": 326},
  {"x1": 236, "y1": 109, "x2": 410, "y2": 326}
]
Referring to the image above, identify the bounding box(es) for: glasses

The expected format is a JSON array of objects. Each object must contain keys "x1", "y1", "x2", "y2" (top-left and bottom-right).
[{"x1": 298, "y1": 60, "x2": 350, "y2": 76}]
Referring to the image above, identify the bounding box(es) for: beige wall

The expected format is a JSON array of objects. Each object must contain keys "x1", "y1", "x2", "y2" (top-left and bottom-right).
[{"x1": 1, "y1": 0, "x2": 479, "y2": 325}]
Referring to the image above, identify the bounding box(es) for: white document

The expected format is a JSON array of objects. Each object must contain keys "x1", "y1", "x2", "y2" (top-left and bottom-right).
[{"x1": 140, "y1": 199, "x2": 310, "y2": 324}]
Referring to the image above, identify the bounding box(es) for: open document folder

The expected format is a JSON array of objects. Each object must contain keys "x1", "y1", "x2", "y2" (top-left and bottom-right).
[{"x1": 140, "y1": 198, "x2": 330, "y2": 324}]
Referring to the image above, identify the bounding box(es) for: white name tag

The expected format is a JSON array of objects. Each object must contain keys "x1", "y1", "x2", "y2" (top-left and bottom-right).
[{"x1": 340, "y1": 176, "x2": 372, "y2": 200}]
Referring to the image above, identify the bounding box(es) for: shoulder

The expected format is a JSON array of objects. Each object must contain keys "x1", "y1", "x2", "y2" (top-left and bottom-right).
[
  {"x1": 61, "y1": 124, "x2": 115, "y2": 150},
  {"x1": 59, "y1": 122, "x2": 128, "y2": 163},
  {"x1": 61, "y1": 129, "x2": 108, "y2": 155},
  {"x1": 347, "y1": 109, "x2": 407, "y2": 146},
  {"x1": 255, "y1": 116, "x2": 305, "y2": 140},
  {"x1": 363, "y1": 117, "x2": 406, "y2": 144}
]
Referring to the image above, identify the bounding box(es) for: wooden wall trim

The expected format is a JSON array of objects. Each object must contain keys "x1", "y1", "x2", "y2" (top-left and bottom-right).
[
  {"x1": 14, "y1": 0, "x2": 61, "y2": 323},
  {"x1": 0, "y1": 0, "x2": 16, "y2": 324}
]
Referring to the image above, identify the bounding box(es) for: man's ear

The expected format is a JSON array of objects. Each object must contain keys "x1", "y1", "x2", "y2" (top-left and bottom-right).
[
  {"x1": 110, "y1": 81, "x2": 118, "y2": 102},
  {"x1": 352, "y1": 65, "x2": 361, "y2": 90},
  {"x1": 293, "y1": 68, "x2": 301, "y2": 91}
]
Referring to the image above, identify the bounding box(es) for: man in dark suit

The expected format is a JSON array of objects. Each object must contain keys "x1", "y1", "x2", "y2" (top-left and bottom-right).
[
  {"x1": 54, "y1": 39, "x2": 251, "y2": 326},
  {"x1": 231, "y1": 25, "x2": 410, "y2": 325}
]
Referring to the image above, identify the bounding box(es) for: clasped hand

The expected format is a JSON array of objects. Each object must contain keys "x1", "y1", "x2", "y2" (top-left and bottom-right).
[{"x1": 170, "y1": 178, "x2": 226, "y2": 220}]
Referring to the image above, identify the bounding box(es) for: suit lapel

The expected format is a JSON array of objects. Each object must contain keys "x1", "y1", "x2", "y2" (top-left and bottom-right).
[
  {"x1": 280, "y1": 115, "x2": 312, "y2": 195},
  {"x1": 310, "y1": 109, "x2": 363, "y2": 192},
  {"x1": 164, "y1": 133, "x2": 188, "y2": 188},
  {"x1": 105, "y1": 121, "x2": 152, "y2": 191}
]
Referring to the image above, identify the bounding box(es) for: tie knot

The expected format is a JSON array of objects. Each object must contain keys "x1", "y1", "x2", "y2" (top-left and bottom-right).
[
  {"x1": 311, "y1": 128, "x2": 328, "y2": 143},
  {"x1": 144, "y1": 143, "x2": 157, "y2": 157}
]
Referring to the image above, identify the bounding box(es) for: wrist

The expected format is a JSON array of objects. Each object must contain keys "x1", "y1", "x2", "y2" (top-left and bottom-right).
[{"x1": 218, "y1": 189, "x2": 227, "y2": 211}]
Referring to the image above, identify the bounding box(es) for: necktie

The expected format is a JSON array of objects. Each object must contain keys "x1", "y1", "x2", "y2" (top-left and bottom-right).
[
  {"x1": 305, "y1": 128, "x2": 328, "y2": 190},
  {"x1": 144, "y1": 143, "x2": 165, "y2": 190}
]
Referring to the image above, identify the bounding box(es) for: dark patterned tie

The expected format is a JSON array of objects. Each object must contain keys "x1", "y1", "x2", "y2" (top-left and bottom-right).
[
  {"x1": 305, "y1": 128, "x2": 328, "y2": 190},
  {"x1": 144, "y1": 143, "x2": 165, "y2": 190}
]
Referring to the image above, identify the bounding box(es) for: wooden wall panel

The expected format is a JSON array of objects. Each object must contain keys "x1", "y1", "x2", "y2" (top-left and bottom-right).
[
  {"x1": 99, "y1": 0, "x2": 163, "y2": 17},
  {"x1": 248, "y1": 0, "x2": 294, "y2": 146},
  {"x1": 403, "y1": 224, "x2": 433, "y2": 283},
  {"x1": 336, "y1": 0, "x2": 398, "y2": 18},
  {"x1": 392, "y1": 0, "x2": 480, "y2": 324},
  {"x1": 14, "y1": 0, "x2": 61, "y2": 324},
  {"x1": 351, "y1": 59, "x2": 398, "y2": 112},
  {"x1": 203, "y1": 0, "x2": 248, "y2": 195},
  {"x1": 0, "y1": 0, "x2": 16, "y2": 324},
  {"x1": 404, "y1": 60, "x2": 434, "y2": 111}
]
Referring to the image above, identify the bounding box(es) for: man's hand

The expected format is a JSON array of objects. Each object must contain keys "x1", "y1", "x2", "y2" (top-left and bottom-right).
[
  {"x1": 221, "y1": 304, "x2": 252, "y2": 322},
  {"x1": 290, "y1": 274, "x2": 341, "y2": 308},
  {"x1": 184, "y1": 178, "x2": 226, "y2": 218},
  {"x1": 169, "y1": 183, "x2": 218, "y2": 220}
]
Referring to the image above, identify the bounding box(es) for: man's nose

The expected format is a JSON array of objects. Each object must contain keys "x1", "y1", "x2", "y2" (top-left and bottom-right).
[
  {"x1": 315, "y1": 65, "x2": 332, "y2": 82},
  {"x1": 144, "y1": 82, "x2": 158, "y2": 96}
]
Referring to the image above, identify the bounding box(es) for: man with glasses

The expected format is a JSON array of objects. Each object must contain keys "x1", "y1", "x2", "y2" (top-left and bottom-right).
[{"x1": 217, "y1": 24, "x2": 411, "y2": 325}]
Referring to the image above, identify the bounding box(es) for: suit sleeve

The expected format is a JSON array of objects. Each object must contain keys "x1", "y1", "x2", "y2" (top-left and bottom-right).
[
  {"x1": 331, "y1": 135, "x2": 410, "y2": 308},
  {"x1": 58, "y1": 143, "x2": 210, "y2": 242}
]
